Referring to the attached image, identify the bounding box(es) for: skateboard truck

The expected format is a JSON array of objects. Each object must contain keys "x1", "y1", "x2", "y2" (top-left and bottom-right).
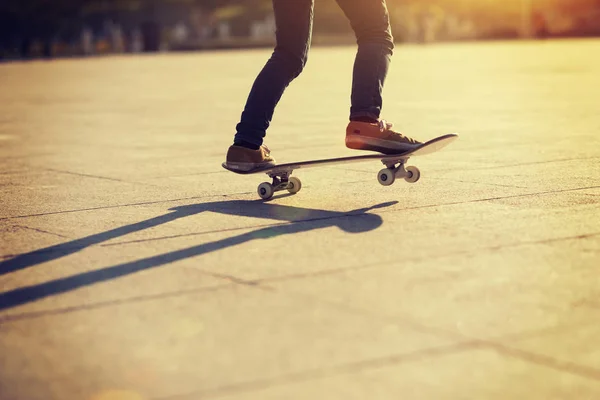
[
  {"x1": 377, "y1": 158, "x2": 420, "y2": 186},
  {"x1": 257, "y1": 171, "x2": 302, "y2": 200}
]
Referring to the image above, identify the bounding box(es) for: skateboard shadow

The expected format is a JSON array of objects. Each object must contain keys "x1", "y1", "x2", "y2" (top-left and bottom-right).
[{"x1": 0, "y1": 200, "x2": 397, "y2": 311}]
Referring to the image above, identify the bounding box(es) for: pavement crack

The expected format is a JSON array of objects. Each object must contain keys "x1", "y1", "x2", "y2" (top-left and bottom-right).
[
  {"x1": 466, "y1": 156, "x2": 600, "y2": 171},
  {"x1": 376, "y1": 185, "x2": 600, "y2": 214},
  {"x1": 44, "y1": 168, "x2": 167, "y2": 188},
  {"x1": 0, "y1": 193, "x2": 254, "y2": 221},
  {"x1": 157, "y1": 341, "x2": 484, "y2": 400},
  {"x1": 12, "y1": 225, "x2": 68, "y2": 239},
  {"x1": 0, "y1": 283, "x2": 234, "y2": 324},
  {"x1": 100, "y1": 222, "x2": 291, "y2": 246},
  {"x1": 427, "y1": 176, "x2": 530, "y2": 189},
  {"x1": 489, "y1": 343, "x2": 600, "y2": 382},
  {"x1": 152, "y1": 170, "x2": 229, "y2": 178},
  {"x1": 44, "y1": 168, "x2": 128, "y2": 183}
]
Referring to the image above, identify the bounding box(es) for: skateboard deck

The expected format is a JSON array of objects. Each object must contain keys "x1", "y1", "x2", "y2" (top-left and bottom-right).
[{"x1": 222, "y1": 133, "x2": 458, "y2": 199}]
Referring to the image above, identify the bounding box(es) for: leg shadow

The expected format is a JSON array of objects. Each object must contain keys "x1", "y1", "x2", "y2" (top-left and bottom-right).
[{"x1": 0, "y1": 200, "x2": 397, "y2": 310}]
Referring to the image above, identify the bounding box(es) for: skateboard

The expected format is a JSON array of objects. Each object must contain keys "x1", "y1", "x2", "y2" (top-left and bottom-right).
[{"x1": 222, "y1": 133, "x2": 458, "y2": 200}]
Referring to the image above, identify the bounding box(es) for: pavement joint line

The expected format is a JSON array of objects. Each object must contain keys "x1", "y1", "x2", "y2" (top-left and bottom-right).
[
  {"x1": 155, "y1": 341, "x2": 486, "y2": 400},
  {"x1": 0, "y1": 192, "x2": 255, "y2": 221},
  {"x1": 43, "y1": 168, "x2": 130, "y2": 183},
  {"x1": 460, "y1": 156, "x2": 600, "y2": 171},
  {"x1": 483, "y1": 232, "x2": 600, "y2": 249},
  {"x1": 0, "y1": 152, "x2": 55, "y2": 161},
  {"x1": 427, "y1": 176, "x2": 530, "y2": 189},
  {"x1": 340, "y1": 161, "x2": 600, "y2": 179},
  {"x1": 0, "y1": 169, "x2": 30, "y2": 176},
  {"x1": 100, "y1": 221, "x2": 295, "y2": 247},
  {"x1": 43, "y1": 167, "x2": 167, "y2": 188},
  {"x1": 202, "y1": 272, "x2": 262, "y2": 287},
  {"x1": 0, "y1": 282, "x2": 235, "y2": 324},
  {"x1": 487, "y1": 343, "x2": 600, "y2": 382},
  {"x1": 12, "y1": 225, "x2": 69, "y2": 239},
  {"x1": 146, "y1": 170, "x2": 230, "y2": 178},
  {"x1": 485, "y1": 317, "x2": 600, "y2": 344},
  {"x1": 372, "y1": 185, "x2": 600, "y2": 212},
  {"x1": 572, "y1": 298, "x2": 600, "y2": 310},
  {"x1": 340, "y1": 156, "x2": 600, "y2": 175},
  {"x1": 256, "y1": 260, "x2": 471, "y2": 288}
]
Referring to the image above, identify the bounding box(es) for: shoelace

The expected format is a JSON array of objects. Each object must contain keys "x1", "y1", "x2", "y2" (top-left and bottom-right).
[
  {"x1": 379, "y1": 119, "x2": 405, "y2": 137},
  {"x1": 378, "y1": 120, "x2": 418, "y2": 143},
  {"x1": 378, "y1": 119, "x2": 393, "y2": 131}
]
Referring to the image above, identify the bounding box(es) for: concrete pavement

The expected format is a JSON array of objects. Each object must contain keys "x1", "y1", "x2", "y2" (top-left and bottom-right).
[{"x1": 1, "y1": 39, "x2": 599, "y2": 399}]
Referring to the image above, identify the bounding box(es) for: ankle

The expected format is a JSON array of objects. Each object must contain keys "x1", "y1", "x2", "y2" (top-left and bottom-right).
[
  {"x1": 233, "y1": 140, "x2": 260, "y2": 150},
  {"x1": 350, "y1": 116, "x2": 379, "y2": 124}
]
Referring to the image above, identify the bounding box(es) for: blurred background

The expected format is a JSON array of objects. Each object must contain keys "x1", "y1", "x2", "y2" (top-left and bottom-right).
[{"x1": 1, "y1": 0, "x2": 599, "y2": 60}]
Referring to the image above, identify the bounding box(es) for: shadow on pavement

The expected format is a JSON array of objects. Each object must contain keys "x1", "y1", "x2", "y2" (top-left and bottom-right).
[{"x1": 0, "y1": 200, "x2": 397, "y2": 310}]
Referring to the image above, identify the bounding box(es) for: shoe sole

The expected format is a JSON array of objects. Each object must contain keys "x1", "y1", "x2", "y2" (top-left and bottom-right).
[
  {"x1": 224, "y1": 161, "x2": 277, "y2": 172},
  {"x1": 346, "y1": 136, "x2": 421, "y2": 154}
]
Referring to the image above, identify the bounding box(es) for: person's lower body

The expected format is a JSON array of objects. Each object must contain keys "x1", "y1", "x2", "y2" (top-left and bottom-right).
[{"x1": 225, "y1": 0, "x2": 422, "y2": 171}]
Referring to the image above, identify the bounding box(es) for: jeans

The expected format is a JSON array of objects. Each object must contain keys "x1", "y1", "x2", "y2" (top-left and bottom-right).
[{"x1": 234, "y1": 0, "x2": 394, "y2": 148}]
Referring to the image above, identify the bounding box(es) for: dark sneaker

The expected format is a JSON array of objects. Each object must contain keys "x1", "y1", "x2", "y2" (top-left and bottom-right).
[
  {"x1": 345, "y1": 120, "x2": 422, "y2": 154},
  {"x1": 225, "y1": 144, "x2": 276, "y2": 172}
]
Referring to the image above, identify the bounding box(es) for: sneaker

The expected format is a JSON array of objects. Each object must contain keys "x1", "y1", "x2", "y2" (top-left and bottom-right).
[
  {"x1": 345, "y1": 119, "x2": 422, "y2": 154},
  {"x1": 225, "y1": 144, "x2": 276, "y2": 172}
]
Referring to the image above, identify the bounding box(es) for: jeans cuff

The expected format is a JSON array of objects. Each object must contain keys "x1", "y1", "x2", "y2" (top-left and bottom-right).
[{"x1": 349, "y1": 110, "x2": 380, "y2": 121}]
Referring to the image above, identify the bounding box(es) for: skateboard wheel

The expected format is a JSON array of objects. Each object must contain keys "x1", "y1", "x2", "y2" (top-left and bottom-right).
[
  {"x1": 377, "y1": 168, "x2": 396, "y2": 186},
  {"x1": 257, "y1": 182, "x2": 274, "y2": 200},
  {"x1": 405, "y1": 166, "x2": 420, "y2": 183},
  {"x1": 287, "y1": 177, "x2": 302, "y2": 194}
]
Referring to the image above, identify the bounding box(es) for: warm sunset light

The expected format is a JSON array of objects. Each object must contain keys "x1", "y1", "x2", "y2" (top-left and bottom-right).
[{"x1": 1, "y1": 0, "x2": 599, "y2": 399}]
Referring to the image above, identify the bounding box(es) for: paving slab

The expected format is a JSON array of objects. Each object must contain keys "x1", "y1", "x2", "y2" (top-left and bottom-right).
[{"x1": 267, "y1": 236, "x2": 599, "y2": 338}]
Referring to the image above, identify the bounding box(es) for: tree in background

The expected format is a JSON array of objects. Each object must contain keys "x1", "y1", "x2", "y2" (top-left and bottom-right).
[
  {"x1": 1, "y1": 0, "x2": 599, "y2": 60},
  {"x1": 1, "y1": 0, "x2": 90, "y2": 58}
]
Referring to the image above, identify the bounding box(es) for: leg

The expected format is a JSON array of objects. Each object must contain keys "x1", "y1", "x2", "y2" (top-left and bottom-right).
[
  {"x1": 335, "y1": 0, "x2": 394, "y2": 121},
  {"x1": 234, "y1": 0, "x2": 314, "y2": 149},
  {"x1": 338, "y1": 0, "x2": 422, "y2": 154}
]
